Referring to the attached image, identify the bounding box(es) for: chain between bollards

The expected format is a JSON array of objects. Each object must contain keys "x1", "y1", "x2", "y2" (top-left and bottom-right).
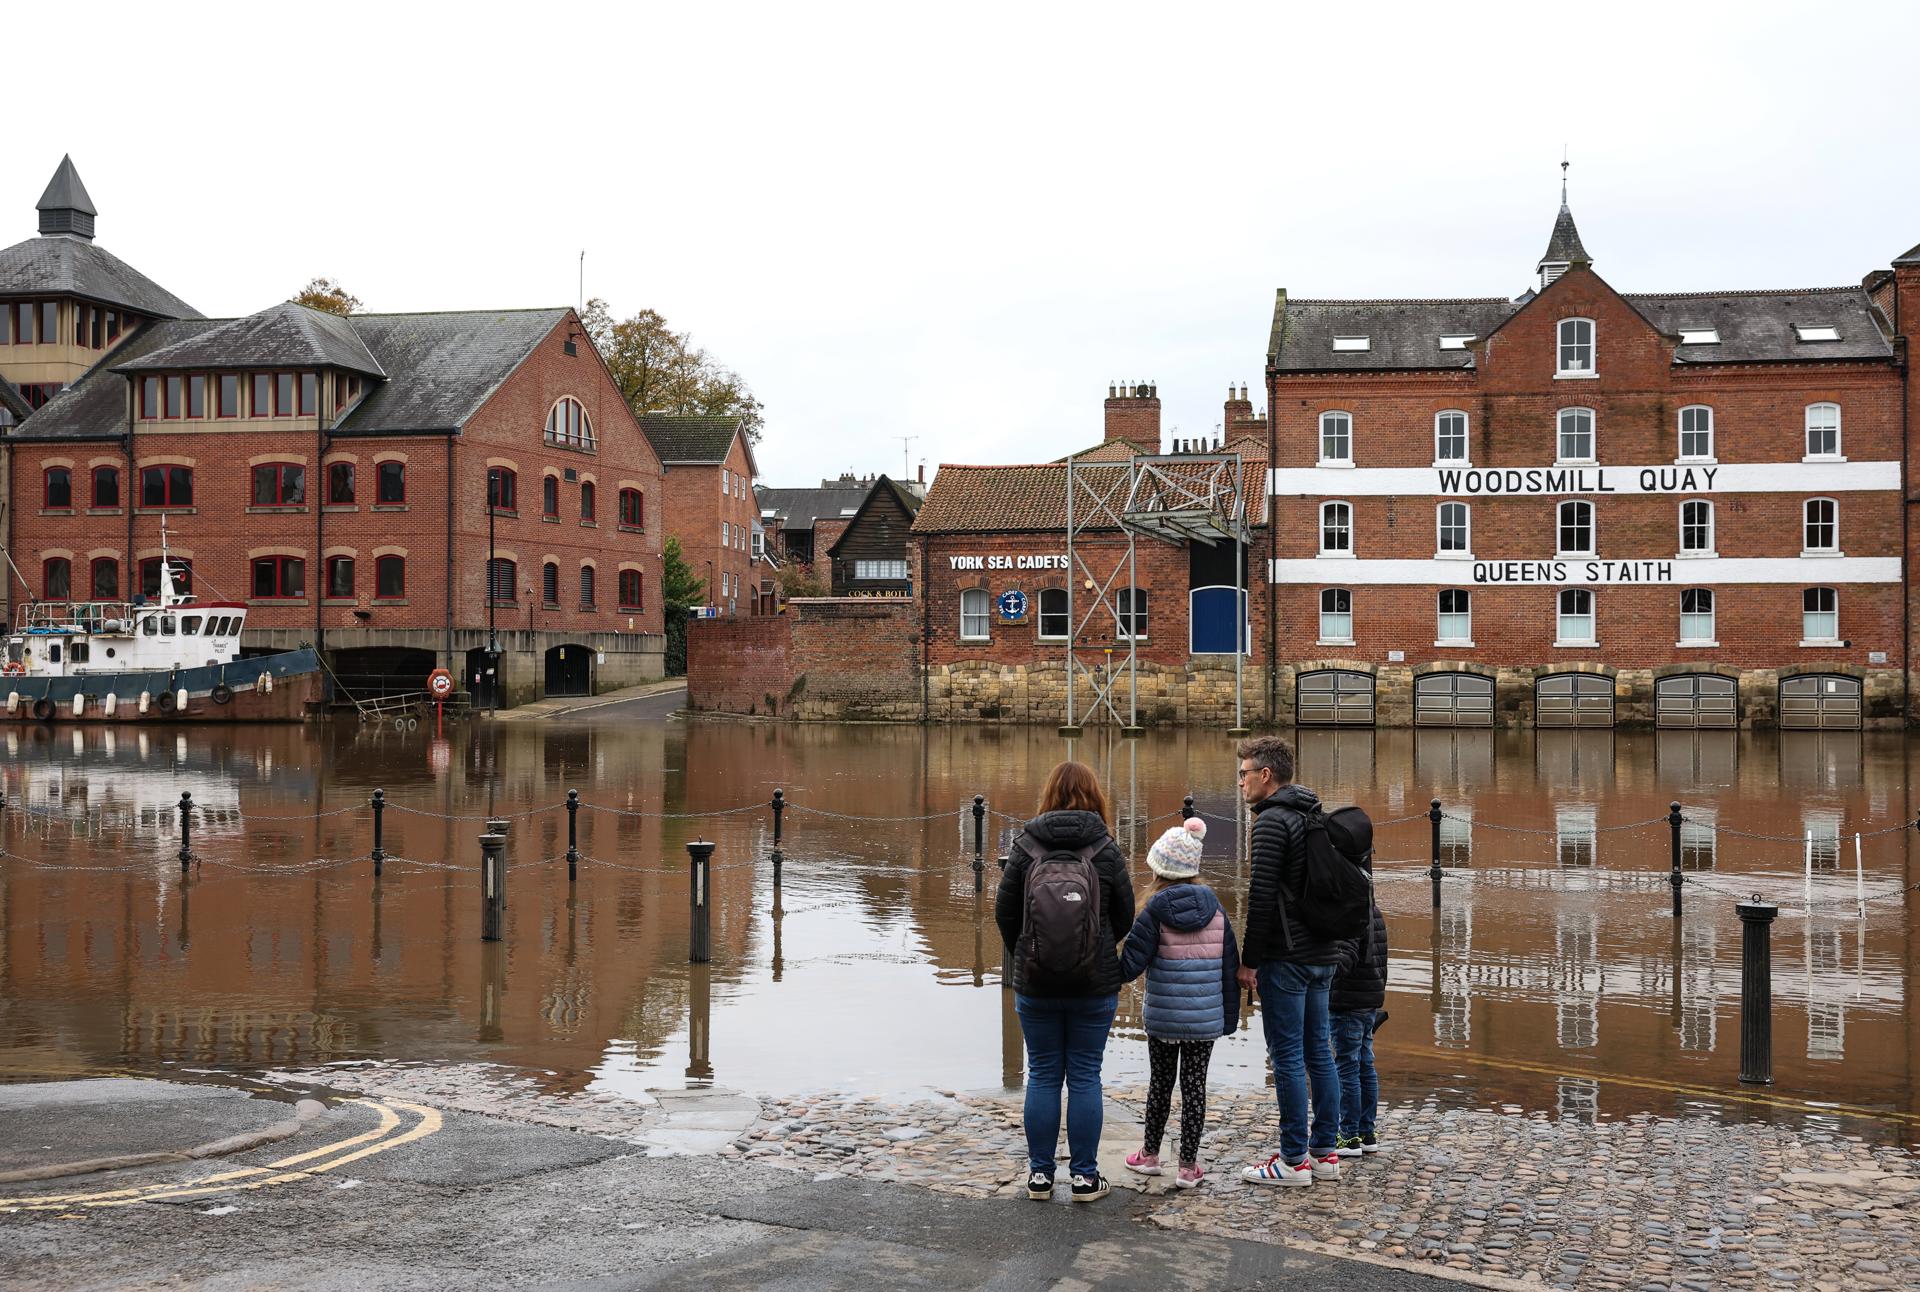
[
  {"x1": 177, "y1": 791, "x2": 193, "y2": 873},
  {"x1": 1667, "y1": 801, "x2": 1683, "y2": 918},
  {"x1": 972, "y1": 794, "x2": 986, "y2": 894},
  {"x1": 1427, "y1": 799, "x2": 1442, "y2": 909},
  {"x1": 687, "y1": 838, "x2": 714, "y2": 964},
  {"x1": 371, "y1": 789, "x2": 386, "y2": 878},
  {"x1": 1737, "y1": 898, "x2": 1778, "y2": 1084},
  {"x1": 565, "y1": 790, "x2": 580, "y2": 882},
  {"x1": 479, "y1": 832, "x2": 505, "y2": 942}
]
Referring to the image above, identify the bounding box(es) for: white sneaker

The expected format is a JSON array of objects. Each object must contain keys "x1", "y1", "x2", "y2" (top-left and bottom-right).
[
  {"x1": 1309, "y1": 1151, "x2": 1342, "y2": 1180},
  {"x1": 1241, "y1": 1153, "x2": 1312, "y2": 1187}
]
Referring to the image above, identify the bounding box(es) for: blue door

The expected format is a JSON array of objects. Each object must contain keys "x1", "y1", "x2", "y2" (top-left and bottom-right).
[{"x1": 1189, "y1": 586, "x2": 1247, "y2": 654}]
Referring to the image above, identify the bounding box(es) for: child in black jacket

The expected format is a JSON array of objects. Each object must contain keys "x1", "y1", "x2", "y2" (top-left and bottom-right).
[{"x1": 1330, "y1": 895, "x2": 1387, "y2": 1157}]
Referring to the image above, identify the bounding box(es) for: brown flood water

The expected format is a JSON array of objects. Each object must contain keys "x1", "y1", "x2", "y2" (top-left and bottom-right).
[{"x1": 1, "y1": 715, "x2": 1916, "y2": 1143}]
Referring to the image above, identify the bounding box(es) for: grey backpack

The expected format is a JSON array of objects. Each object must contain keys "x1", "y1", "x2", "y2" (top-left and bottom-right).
[{"x1": 1017, "y1": 837, "x2": 1104, "y2": 986}]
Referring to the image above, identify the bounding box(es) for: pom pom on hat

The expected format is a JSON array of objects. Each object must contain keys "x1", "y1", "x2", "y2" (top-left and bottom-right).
[{"x1": 1148, "y1": 817, "x2": 1206, "y2": 879}]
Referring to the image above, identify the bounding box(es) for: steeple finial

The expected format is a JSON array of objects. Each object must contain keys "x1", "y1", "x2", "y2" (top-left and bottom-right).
[
  {"x1": 36, "y1": 155, "x2": 97, "y2": 242},
  {"x1": 1560, "y1": 148, "x2": 1569, "y2": 207}
]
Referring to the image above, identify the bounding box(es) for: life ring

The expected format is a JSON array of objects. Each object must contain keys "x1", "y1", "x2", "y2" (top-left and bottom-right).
[
  {"x1": 157, "y1": 691, "x2": 177, "y2": 714},
  {"x1": 2, "y1": 661, "x2": 23, "y2": 676},
  {"x1": 30, "y1": 697, "x2": 53, "y2": 722},
  {"x1": 211, "y1": 683, "x2": 234, "y2": 706}
]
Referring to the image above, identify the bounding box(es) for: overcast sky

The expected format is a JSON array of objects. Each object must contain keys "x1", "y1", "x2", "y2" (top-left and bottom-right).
[{"x1": 10, "y1": 2, "x2": 1920, "y2": 486}]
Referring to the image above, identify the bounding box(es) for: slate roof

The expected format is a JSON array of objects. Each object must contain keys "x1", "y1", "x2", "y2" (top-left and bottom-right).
[
  {"x1": 757, "y1": 482, "x2": 873, "y2": 533},
  {"x1": 116, "y1": 302, "x2": 384, "y2": 377},
  {"x1": 1540, "y1": 203, "x2": 1590, "y2": 266},
  {"x1": 7, "y1": 319, "x2": 224, "y2": 440},
  {"x1": 1894, "y1": 241, "x2": 1920, "y2": 268},
  {"x1": 1270, "y1": 285, "x2": 1894, "y2": 371},
  {"x1": 37, "y1": 156, "x2": 96, "y2": 218},
  {"x1": 0, "y1": 234, "x2": 201, "y2": 319},
  {"x1": 638, "y1": 414, "x2": 751, "y2": 468}
]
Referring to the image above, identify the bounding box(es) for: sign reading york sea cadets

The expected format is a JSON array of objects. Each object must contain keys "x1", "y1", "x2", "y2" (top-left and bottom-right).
[{"x1": 948, "y1": 554, "x2": 1068, "y2": 570}]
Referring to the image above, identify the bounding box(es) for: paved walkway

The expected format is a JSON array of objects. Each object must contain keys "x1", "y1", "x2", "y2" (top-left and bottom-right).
[{"x1": 489, "y1": 679, "x2": 686, "y2": 723}]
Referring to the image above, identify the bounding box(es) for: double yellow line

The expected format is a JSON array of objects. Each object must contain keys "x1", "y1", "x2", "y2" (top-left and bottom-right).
[{"x1": 0, "y1": 1098, "x2": 442, "y2": 1213}]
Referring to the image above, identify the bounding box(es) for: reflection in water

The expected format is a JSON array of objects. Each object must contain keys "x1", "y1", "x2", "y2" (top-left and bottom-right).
[{"x1": 0, "y1": 720, "x2": 1914, "y2": 1127}]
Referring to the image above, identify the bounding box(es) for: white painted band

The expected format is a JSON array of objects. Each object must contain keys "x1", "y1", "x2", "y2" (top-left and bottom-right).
[
  {"x1": 1267, "y1": 556, "x2": 1901, "y2": 585},
  {"x1": 1269, "y1": 461, "x2": 1898, "y2": 497}
]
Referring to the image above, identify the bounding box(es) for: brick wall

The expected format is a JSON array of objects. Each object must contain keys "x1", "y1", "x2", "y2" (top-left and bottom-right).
[
  {"x1": 688, "y1": 598, "x2": 920, "y2": 719},
  {"x1": 659, "y1": 434, "x2": 757, "y2": 619},
  {"x1": 687, "y1": 616, "x2": 792, "y2": 714}
]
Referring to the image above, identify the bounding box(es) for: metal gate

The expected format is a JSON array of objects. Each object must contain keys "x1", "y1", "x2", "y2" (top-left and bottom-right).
[
  {"x1": 1655, "y1": 674, "x2": 1738, "y2": 729},
  {"x1": 1535, "y1": 673, "x2": 1614, "y2": 728},
  {"x1": 1296, "y1": 669, "x2": 1374, "y2": 726},
  {"x1": 1778, "y1": 674, "x2": 1862, "y2": 731},
  {"x1": 1414, "y1": 672, "x2": 1494, "y2": 727}
]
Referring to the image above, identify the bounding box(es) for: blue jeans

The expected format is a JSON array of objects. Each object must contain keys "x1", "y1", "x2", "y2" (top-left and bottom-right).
[
  {"x1": 1015, "y1": 992, "x2": 1118, "y2": 1177},
  {"x1": 1331, "y1": 1009, "x2": 1378, "y2": 1139},
  {"x1": 1257, "y1": 961, "x2": 1340, "y2": 1162}
]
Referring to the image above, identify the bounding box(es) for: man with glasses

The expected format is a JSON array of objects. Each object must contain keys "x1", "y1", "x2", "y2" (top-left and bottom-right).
[{"x1": 1234, "y1": 735, "x2": 1344, "y2": 1186}]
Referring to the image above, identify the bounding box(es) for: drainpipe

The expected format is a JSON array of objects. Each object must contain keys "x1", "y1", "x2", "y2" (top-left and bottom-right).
[
  {"x1": 1899, "y1": 284, "x2": 1910, "y2": 726},
  {"x1": 316, "y1": 381, "x2": 330, "y2": 689},
  {"x1": 919, "y1": 537, "x2": 929, "y2": 724},
  {"x1": 1265, "y1": 367, "x2": 1277, "y2": 725},
  {"x1": 124, "y1": 378, "x2": 135, "y2": 603}
]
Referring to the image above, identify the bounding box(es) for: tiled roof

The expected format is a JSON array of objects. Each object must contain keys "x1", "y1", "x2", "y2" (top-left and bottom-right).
[
  {"x1": 912, "y1": 448, "x2": 1268, "y2": 534},
  {"x1": 116, "y1": 302, "x2": 385, "y2": 377},
  {"x1": 639, "y1": 414, "x2": 745, "y2": 464},
  {"x1": 0, "y1": 234, "x2": 201, "y2": 319}
]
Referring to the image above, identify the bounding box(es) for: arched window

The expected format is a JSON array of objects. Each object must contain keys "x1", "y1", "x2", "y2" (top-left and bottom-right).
[
  {"x1": 44, "y1": 467, "x2": 72, "y2": 509},
  {"x1": 1805, "y1": 403, "x2": 1841, "y2": 459},
  {"x1": 328, "y1": 462, "x2": 355, "y2": 504},
  {"x1": 1436, "y1": 501, "x2": 1470, "y2": 556},
  {"x1": 1319, "y1": 501, "x2": 1352, "y2": 555},
  {"x1": 251, "y1": 462, "x2": 306, "y2": 506},
  {"x1": 1318, "y1": 411, "x2": 1352, "y2": 465},
  {"x1": 619, "y1": 569, "x2": 644, "y2": 611},
  {"x1": 1556, "y1": 588, "x2": 1595, "y2": 644},
  {"x1": 1319, "y1": 588, "x2": 1353, "y2": 643},
  {"x1": 545, "y1": 397, "x2": 596, "y2": 450},
  {"x1": 1556, "y1": 407, "x2": 1595, "y2": 462},
  {"x1": 485, "y1": 466, "x2": 512, "y2": 511},
  {"x1": 1434, "y1": 410, "x2": 1468, "y2": 464},
  {"x1": 1557, "y1": 318, "x2": 1595, "y2": 375},
  {"x1": 619, "y1": 487, "x2": 644, "y2": 529},
  {"x1": 249, "y1": 555, "x2": 305, "y2": 600},
  {"x1": 487, "y1": 558, "x2": 517, "y2": 604},
  {"x1": 90, "y1": 557, "x2": 119, "y2": 599},
  {"x1": 579, "y1": 565, "x2": 597, "y2": 608},
  {"x1": 1679, "y1": 589, "x2": 1715, "y2": 644},
  {"x1": 91, "y1": 466, "x2": 119, "y2": 508},
  {"x1": 542, "y1": 474, "x2": 559, "y2": 518},
  {"x1": 139, "y1": 558, "x2": 192, "y2": 599},
  {"x1": 1802, "y1": 587, "x2": 1839, "y2": 643},
  {"x1": 325, "y1": 555, "x2": 355, "y2": 599},
  {"x1": 1679, "y1": 499, "x2": 1714, "y2": 555},
  {"x1": 42, "y1": 557, "x2": 70, "y2": 600},
  {"x1": 377, "y1": 460, "x2": 407, "y2": 505},
  {"x1": 1678, "y1": 405, "x2": 1714, "y2": 461},
  {"x1": 374, "y1": 555, "x2": 405, "y2": 600},
  {"x1": 542, "y1": 561, "x2": 560, "y2": 607},
  {"x1": 1557, "y1": 500, "x2": 1594, "y2": 556},
  {"x1": 140, "y1": 465, "x2": 193, "y2": 507},
  {"x1": 580, "y1": 481, "x2": 596, "y2": 521},
  {"x1": 1803, "y1": 498, "x2": 1838, "y2": 554}
]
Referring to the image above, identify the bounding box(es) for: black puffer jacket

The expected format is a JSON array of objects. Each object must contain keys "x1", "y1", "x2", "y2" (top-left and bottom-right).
[
  {"x1": 1331, "y1": 900, "x2": 1388, "y2": 1014},
  {"x1": 1241, "y1": 784, "x2": 1344, "y2": 968},
  {"x1": 995, "y1": 809, "x2": 1135, "y2": 997}
]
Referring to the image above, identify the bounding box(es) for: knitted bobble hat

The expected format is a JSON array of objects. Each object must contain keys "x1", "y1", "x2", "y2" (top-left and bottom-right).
[{"x1": 1147, "y1": 818, "x2": 1206, "y2": 880}]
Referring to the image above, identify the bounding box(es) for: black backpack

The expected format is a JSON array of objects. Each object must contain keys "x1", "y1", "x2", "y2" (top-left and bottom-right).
[
  {"x1": 1017, "y1": 836, "x2": 1105, "y2": 986},
  {"x1": 1284, "y1": 805, "x2": 1373, "y2": 943}
]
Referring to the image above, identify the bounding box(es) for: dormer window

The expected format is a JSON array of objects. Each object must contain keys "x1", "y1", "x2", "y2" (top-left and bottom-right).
[
  {"x1": 1556, "y1": 318, "x2": 1595, "y2": 376},
  {"x1": 1795, "y1": 325, "x2": 1840, "y2": 343},
  {"x1": 1438, "y1": 335, "x2": 1475, "y2": 350},
  {"x1": 1678, "y1": 328, "x2": 1720, "y2": 346},
  {"x1": 1331, "y1": 336, "x2": 1371, "y2": 352}
]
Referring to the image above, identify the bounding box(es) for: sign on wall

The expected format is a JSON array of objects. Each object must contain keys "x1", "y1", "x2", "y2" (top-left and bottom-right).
[
  {"x1": 948, "y1": 555, "x2": 1068, "y2": 570},
  {"x1": 998, "y1": 590, "x2": 1028, "y2": 621},
  {"x1": 1269, "y1": 556, "x2": 1900, "y2": 585},
  {"x1": 1269, "y1": 461, "x2": 1899, "y2": 497}
]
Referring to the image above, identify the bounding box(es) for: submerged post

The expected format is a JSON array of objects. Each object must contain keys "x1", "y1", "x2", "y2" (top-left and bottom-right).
[
  {"x1": 1428, "y1": 798, "x2": 1443, "y2": 909},
  {"x1": 480, "y1": 832, "x2": 505, "y2": 942},
  {"x1": 972, "y1": 795, "x2": 986, "y2": 893},
  {"x1": 687, "y1": 838, "x2": 714, "y2": 964},
  {"x1": 487, "y1": 817, "x2": 509, "y2": 908},
  {"x1": 566, "y1": 790, "x2": 580, "y2": 883},
  {"x1": 772, "y1": 789, "x2": 785, "y2": 846},
  {"x1": 178, "y1": 791, "x2": 193, "y2": 873},
  {"x1": 1668, "y1": 801, "x2": 1683, "y2": 918},
  {"x1": 1737, "y1": 899, "x2": 1778, "y2": 1084},
  {"x1": 371, "y1": 788, "x2": 386, "y2": 878}
]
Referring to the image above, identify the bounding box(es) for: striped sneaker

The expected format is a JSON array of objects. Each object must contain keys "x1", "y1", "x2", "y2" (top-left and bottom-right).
[
  {"x1": 1310, "y1": 1150, "x2": 1342, "y2": 1180},
  {"x1": 1241, "y1": 1153, "x2": 1312, "y2": 1187}
]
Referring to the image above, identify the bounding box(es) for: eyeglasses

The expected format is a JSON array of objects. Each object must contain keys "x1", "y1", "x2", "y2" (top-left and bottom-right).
[{"x1": 1236, "y1": 766, "x2": 1265, "y2": 781}]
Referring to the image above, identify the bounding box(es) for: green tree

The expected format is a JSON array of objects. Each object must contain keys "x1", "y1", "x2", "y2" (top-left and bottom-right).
[
  {"x1": 291, "y1": 277, "x2": 361, "y2": 315},
  {"x1": 581, "y1": 298, "x2": 765, "y2": 443},
  {"x1": 776, "y1": 560, "x2": 828, "y2": 599},
  {"x1": 661, "y1": 536, "x2": 706, "y2": 676}
]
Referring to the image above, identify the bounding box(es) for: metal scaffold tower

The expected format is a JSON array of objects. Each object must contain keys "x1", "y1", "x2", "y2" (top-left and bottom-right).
[{"x1": 1061, "y1": 449, "x2": 1252, "y2": 735}]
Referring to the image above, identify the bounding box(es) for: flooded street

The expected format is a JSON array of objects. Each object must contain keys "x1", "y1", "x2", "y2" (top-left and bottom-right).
[{"x1": 2, "y1": 712, "x2": 1916, "y2": 1143}]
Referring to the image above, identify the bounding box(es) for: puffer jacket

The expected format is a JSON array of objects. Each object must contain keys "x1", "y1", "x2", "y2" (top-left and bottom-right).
[
  {"x1": 1119, "y1": 882, "x2": 1240, "y2": 1041},
  {"x1": 1240, "y1": 784, "x2": 1344, "y2": 968},
  {"x1": 1331, "y1": 900, "x2": 1388, "y2": 1014},
  {"x1": 994, "y1": 809, "x2": 1135, "y2": 998}
]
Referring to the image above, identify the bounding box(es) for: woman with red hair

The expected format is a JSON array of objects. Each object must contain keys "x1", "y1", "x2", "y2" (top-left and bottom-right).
[{"x1": 994, "y1": 760, "x2": 1135, "y2": 1203}]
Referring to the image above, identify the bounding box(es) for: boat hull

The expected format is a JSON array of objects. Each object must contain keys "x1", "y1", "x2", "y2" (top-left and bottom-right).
[{"x1": 1, "y1": 648, "x2": 322, "y2": 723}]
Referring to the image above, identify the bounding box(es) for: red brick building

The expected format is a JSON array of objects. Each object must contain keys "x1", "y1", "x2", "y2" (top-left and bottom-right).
[
  {"x1": 640, "y1": 414, "x2": 760, "y2": 617},
  {"x1": 1266, "y1": 188, "x2": 1916, "y2": 728},
  {"x1": 2, "y1": 159, "x2": 665, "y2": 706}
]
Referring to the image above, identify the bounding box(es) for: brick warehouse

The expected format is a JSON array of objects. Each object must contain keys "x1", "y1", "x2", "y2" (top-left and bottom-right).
[
  {"x1": 1265, "y1": 181, "x2": 1920, "y2": 729},
  {"x1": 1, "y1": 159, "x2": 665, "y2": 707}
]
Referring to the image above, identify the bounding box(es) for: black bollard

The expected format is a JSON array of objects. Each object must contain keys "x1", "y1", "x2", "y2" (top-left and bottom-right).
[
  {"x1": 1428, "y1": 798, "x2": 1443, "y2": 909},
  {"x1": 371, "y1": 788, "x2": 386, "y2": 878},
  {"x1": 566, "y1": 790, "x2": 580, "y2": 883},
  {"x1": 972, "y1": 795, "x2": 987, "y2": 892},
  {"x1": 1668, "y1": 801, "x2": 1684, "y2": 918},
  {"x1": 1183, "y1": 794, "x2": 1195, "y2": 822},
  {"x1": 687, "y1": 839, "x2": 714, "y2": 964},
  {"x1": 1736, "y1": 899, "x2": 1778, "y2": 1085},
  {"x1": 486, "y1": 816, "x2": 508, "y2": 908},
  {"x1": 480, "y1": 832, "x2": 505, "y2": 942},
  {"x1": 178, "y1": 791, "x2": 193, "y2": 873},
  {"x1": 772, "y1": 789, "x2": 785, "y2": 847}
]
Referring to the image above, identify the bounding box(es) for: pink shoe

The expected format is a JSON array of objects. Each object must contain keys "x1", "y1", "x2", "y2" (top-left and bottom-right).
[
  {"x1": 1124, "y1": 1149, "x2": 1162, "y2": 1176},
  {"x1": 1175, "y1": 1164, "x2": 1204, "y2": 1189}
]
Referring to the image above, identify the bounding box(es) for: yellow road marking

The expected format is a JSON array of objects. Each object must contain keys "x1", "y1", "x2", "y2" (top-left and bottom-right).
[
  {"x1": 0, "y1": 1099, "x2": 441, "y2": 1212},
  {"x1": 1382, "y1": 1045, "x2": 1920, "y2": 1128}
]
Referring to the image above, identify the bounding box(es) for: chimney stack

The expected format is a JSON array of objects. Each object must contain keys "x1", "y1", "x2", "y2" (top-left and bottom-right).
[
  {"x1": 1224, "y1": 381, "x2": 1268, "y2": 442},
  {"x1": 1104, "y1": 380, "x2": 1162, "y2": 453}
]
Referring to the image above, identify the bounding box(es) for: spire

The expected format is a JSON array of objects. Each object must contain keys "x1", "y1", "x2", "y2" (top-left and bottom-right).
[
  {"x1": 36, "y1": 155, "x2": 97, "y2": 241},
  {"x1": 1536, "y1": 158, "x2": 1590, "y2": 289}
]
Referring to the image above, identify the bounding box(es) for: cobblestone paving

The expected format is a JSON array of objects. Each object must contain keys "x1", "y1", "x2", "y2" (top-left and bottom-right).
[{"x1": 731, "y1": 1087, "x2": 1920, "y2": 1290}]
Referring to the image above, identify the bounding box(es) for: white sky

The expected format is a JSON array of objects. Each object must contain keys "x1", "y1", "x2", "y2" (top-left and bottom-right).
[{"x1": 10, "y1": 2, "x2": 1920, "y2": 486}]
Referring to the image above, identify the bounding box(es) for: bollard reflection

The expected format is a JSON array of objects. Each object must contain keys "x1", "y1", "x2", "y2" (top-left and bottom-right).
[
  {"x1": 479, "y1": 941, "x2": 506, "y2": 1042},
  {"x1": 686, "y1": 963, "x2": 713, "y2": 1085}
]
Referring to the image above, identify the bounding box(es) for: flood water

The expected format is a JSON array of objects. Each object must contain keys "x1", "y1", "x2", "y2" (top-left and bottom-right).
[{"x1": 2, "y1": 712, "x2": 1916, "y2": 1144}]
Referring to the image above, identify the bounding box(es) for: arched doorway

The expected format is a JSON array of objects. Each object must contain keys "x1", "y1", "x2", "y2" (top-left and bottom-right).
[
  {"x1": 1655, "y1": 674, "x2": 1738, "y2": 729},
  {"x1": 1535, "y1": 673, "x2": 1613, "y2": 728},
  {"x1": 544, "y1": 643, "x2": 592, "y2": 697},
  {"x1": 1296, "y1": 669, "x2": 1374, "y2": 726},
  {"x1": 1778, "y1": 674, "x2": 1862, "y2": 730},
  {"x1": 1414, "y1": 672, "x2": 1494, "y2": 727}
]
